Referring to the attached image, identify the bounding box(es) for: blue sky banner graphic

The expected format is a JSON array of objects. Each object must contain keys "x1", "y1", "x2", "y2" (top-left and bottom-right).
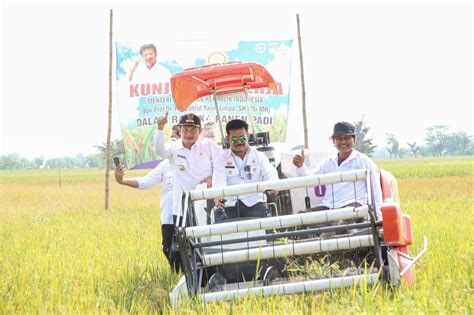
[{"x1": 115, "y1": 40, "x2": 293, "y2": 169}]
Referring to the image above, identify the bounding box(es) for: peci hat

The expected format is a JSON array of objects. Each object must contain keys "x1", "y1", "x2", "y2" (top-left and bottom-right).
[
  {"x1": 331, "y1": 121, "x2": 356, "y2": 138},
  {"x1": 179, "y1": 113, "x2": 201, "y2": 128}
]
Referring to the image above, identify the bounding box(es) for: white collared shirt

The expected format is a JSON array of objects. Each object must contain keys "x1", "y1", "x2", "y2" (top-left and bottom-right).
[
  {"x1": 132, "y1": 62, "x2": 171, "y2": 83},
  {"x1": 155, "y1": 130, "x2": 221, "y2": 216},
  {"x1": 133, "y1": 159, "x2": 173, "y2": 225},
  {"x1": 212, "y1": 146, "x2": 279, "y2": 207},
  {"x1": 296, "y1": 149, "x2": 383, "y2": 219}
]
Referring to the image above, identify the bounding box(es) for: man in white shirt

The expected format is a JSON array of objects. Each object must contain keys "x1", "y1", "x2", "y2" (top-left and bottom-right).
[
  {"x1": 293, "y1": 121, "x2": 383, "y2": 219},
  {"x1": 155, "y1": 112, "x2": 221, "y2": 222},
  {"x1": 212, "y1": 119, "x2": 279, "y2": 222},
  {"x1": 114, "y1": 125, "x2": 179, "y2": 269},
  {"x1": 207, "y1": 119, "x2": 279, "y2": 291},
  {"x1": 128, "y1": 43, "x2": 171, "y2": 83}
]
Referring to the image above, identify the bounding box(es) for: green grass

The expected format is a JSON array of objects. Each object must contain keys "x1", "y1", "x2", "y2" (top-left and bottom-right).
[
  {"x1": 1, "y1": 157, "x2": 473, "y2": 313},
  {"x1": 376, "y1": 156, "x2": 474, "y2": 178}
]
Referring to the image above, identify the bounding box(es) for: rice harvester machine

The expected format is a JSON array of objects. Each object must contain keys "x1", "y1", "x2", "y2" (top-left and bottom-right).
[{"x1": 167, "y1": 62, "x2": 427, "y2": 305}]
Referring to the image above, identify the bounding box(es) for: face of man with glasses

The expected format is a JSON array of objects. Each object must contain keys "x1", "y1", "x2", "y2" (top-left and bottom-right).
[{"x1": 227, "y1": 127, "x2": 249, "y2": 158}]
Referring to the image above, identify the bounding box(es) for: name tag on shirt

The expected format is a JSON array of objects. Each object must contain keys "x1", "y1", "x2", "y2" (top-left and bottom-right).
[{"x1": 228, "y1": 175, "x2": 240, "y2": 185}]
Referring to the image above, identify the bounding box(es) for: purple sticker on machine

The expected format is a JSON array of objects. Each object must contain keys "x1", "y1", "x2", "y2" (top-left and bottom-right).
[{"x1": 314, "y1": 185, "x2": 326, "y2": 197}]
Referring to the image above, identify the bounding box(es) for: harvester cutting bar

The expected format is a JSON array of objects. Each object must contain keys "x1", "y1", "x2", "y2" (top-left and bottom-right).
[
  {"x1": 193, "y1": 222, "x2": 376, "y2": 248},
  {"x1": 189, "y1": 169, "x2": 368, "y2": 201},
  {"x1": 201, "y1": 234, "x2": 374, "y2": 267},
  {"x1": 200, "y1": 273, "x2": 378, "y2": 303},
  {"x1": 186, "y1": 205, "x2": 369, "y2": 239}
]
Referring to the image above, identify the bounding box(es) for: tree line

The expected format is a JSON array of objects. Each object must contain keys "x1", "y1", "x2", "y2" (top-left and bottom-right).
[
  {"x1": 0, "y1": 139, "x2": 125, "y2": 171},
  {"x1": 355, "y1": 120, "x2": 473, "y2": 158},
  {"x1": 1, "y1": 123, "x2": 473, "y2": 170}
]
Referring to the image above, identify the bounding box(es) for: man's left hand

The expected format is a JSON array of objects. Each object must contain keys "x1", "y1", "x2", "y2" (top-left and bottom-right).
[
  {"x1": 214, "y1": 198, "x2": 225, "y2": 209},
  {"x1": 200, "y1": 176, "x2": 212, "y2": 188}
]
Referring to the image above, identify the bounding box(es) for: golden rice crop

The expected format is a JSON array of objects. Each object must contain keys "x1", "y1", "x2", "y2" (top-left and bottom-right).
[{"x1": 1, "y1": 157, "x2": 473, "y2": 313}]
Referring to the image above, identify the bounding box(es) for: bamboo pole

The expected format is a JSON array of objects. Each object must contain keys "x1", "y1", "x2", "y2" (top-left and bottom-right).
[
  {"x1": 105, "y1": 9, "x2": 113, "y2": 210},
  {"x1": 296, "y1": 14, "x2": 309, "y2": 148}
]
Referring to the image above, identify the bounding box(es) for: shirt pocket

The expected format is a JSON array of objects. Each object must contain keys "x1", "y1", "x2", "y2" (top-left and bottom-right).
[
  {"x1": 164, "y1": 175, "x2": 173, "y2": 189},
  {"x1": 226, "y1": 168, "x2": 240, "y2": 185},
  {"x1": 247, "y1": 159, "x2": 260, "y2": 180},
  {"x1": 352, "y1": 160, "x2": 364, "y2": 170},
  {"x1": 196, "y1": 151, "x2": 213, "y2": 172}
]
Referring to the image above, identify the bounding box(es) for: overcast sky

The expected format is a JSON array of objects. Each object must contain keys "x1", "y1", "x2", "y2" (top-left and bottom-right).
[{"x1": 1, "y1": 0, "x2": 472, "y2": 159}]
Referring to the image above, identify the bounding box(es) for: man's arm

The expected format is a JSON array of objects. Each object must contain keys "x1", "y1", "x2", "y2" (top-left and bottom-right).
[
  {"x1": 199, "y1": 176, "x2": 213, "y2": 188},
  {"x1": 114, "y1": 164, "x2": 139, "y2": 188},
  {"x1": 155, "y1": 112, "x2": 173, "y2": 159},
  {"x1": 128, "y1": 60, "x2": 140, "y2": 82},
  {"x1": 115, "y1": 163, "x2": 166, "y2": 190},
  {"x1": 293, "y1": 149, "x2": 326, "y2": 177},
  {"x1": 135, "y1": 162, "x2": 165, "y2": 190},
  {"x1": 201, "y1": 140, "x2": 223, "y2": 188},
  {"x1": 211, "y1": 152, "x2": 227, "y2": 189},
  {"x1": 211, "y1": 152, "x2": 227, "y2": 208},
  {"x1": 259, "y1": 152, "x2": 279, "y2": 182},
  {"x1": 209, "y1": 140, "x2": 222, "y2": 165},
  {"x1": 258, "y1": 152, "x2": 280, "y2": 195},
  {"x1": 293, "y1": 149, "x2": 309, "y2": 177}
]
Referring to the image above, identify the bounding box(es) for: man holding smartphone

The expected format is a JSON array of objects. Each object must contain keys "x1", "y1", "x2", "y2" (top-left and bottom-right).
[{"x1": 114, "y1": 125, "x2": 180, "y2": 270}]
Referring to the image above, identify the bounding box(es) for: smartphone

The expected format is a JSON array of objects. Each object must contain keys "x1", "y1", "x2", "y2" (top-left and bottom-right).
[{"x1": 113, "y1": 157, "x2": 120, "y2": 167}]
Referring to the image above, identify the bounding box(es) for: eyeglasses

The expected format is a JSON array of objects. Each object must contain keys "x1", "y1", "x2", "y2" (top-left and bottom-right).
[{"x1": 230, "y1": 136, "x2": 248, "y2": 144}]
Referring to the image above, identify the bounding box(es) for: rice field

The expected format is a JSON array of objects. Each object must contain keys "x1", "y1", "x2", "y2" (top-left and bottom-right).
[{"x1": 1, "y1": 157, "x2": 473, "y2": 313}]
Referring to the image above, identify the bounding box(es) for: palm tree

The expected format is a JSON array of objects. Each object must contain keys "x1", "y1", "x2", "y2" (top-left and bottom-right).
[
  {"x1": 407, "y1": 142, "x2": 419, "y2": 158},
  {"x1": 94, "y1": 139, "x2": 125, "y2": 169},
  {"x1": 353, "y1": 116, "x2": 377, "y2": 156},
  {"x1": 385, "y1": 133, "x2": 400, "y2": 159}
]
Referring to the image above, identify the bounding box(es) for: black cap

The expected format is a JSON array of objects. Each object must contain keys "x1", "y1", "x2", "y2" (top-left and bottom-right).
[
  {"x1": 331, "y1": 121, "x2": 356, "y2": 138},
  {"x1": 178, "y1": 113, "x2": 201, "y2": 128}
]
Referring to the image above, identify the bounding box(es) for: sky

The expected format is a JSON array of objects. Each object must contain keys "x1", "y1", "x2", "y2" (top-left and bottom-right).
[{"x1": 1, "y1": 0, "x2": 472, "y2": 159}]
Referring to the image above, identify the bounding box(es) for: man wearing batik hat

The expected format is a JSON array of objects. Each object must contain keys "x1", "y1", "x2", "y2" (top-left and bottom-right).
[
  {"x1": 293, "y1": 121, "x2": 383, "y2": 219},
  {"x1": 155, "y1": 112, "x2": 221, "y2": 221}
]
